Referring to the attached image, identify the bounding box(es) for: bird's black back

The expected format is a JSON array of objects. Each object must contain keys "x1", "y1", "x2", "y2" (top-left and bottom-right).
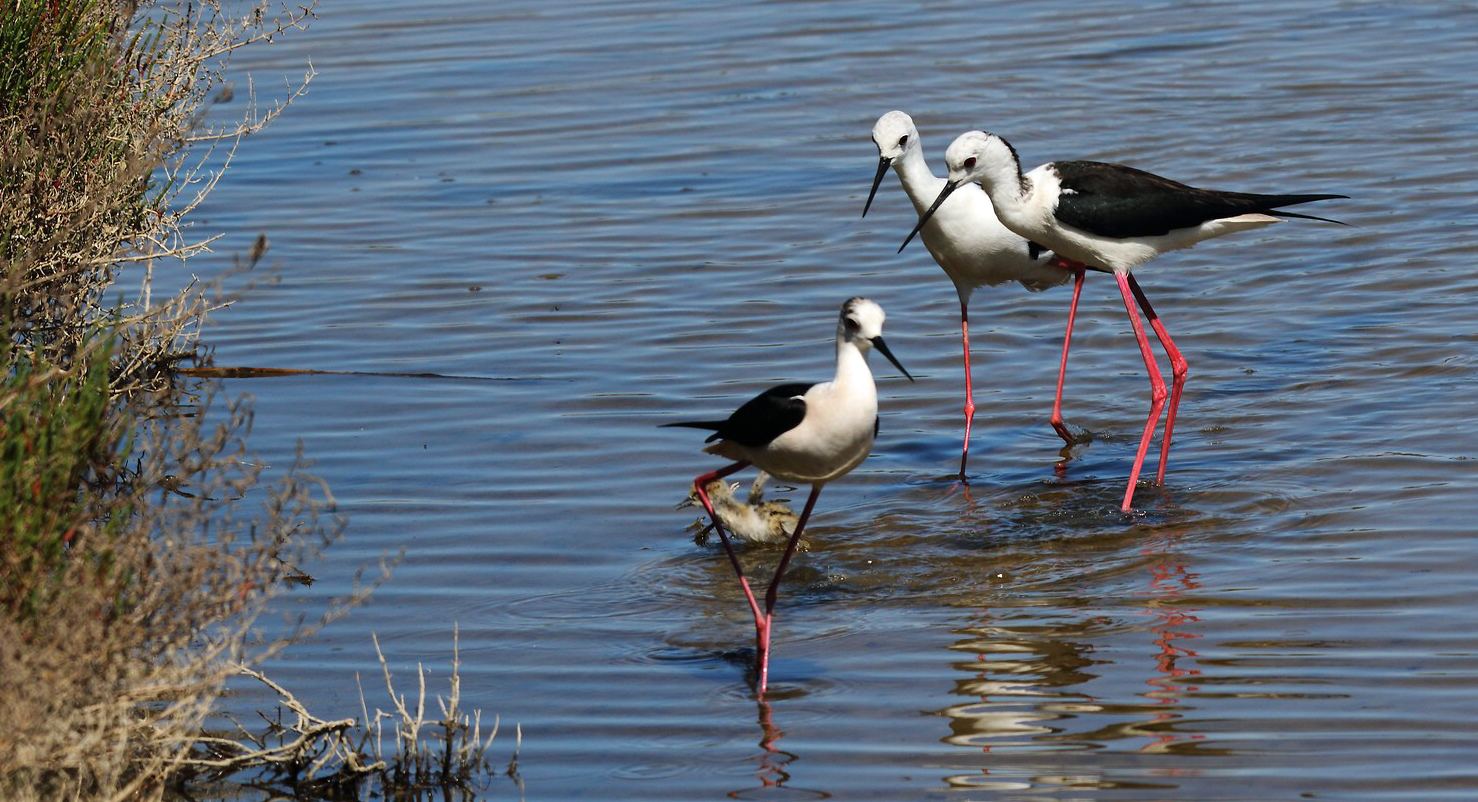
[
  {"x1": 663, "y1": 382, "x2": 813, "y2": 448},
  {"x1": 1050, "y1": 160, "x2": 1347, "y2": 239}
]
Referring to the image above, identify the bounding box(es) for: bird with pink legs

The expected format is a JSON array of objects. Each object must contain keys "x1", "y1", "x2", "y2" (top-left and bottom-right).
[
  {"x1": 664, "y1": 297, "x2": 912, "y2": 694},
  {"x1": 866, "y1": 111, "x2": 1088, "y2": 477},
  {"x1": 902, "y1": 130, "x2": 1346, "y2": 511}
]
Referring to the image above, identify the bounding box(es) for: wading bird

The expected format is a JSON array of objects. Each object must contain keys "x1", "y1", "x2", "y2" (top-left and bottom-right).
[
  {"x1": 901, "y1": 130, "x2": 1345, "y2": 510},
  {"x1": 664, "y1": 297, "x2": 912, "y2": 693},
  {"x1": 865, "y1": 111, "x2": 1085, "y2": 476}
]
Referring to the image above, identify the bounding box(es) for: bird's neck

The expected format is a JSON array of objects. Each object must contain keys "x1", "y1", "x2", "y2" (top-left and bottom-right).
[
  {"x1": 973, "y1": 157, "x2": 1037, "y2": 233},
  {"x1": 894, "y1": 147, "x2": 947, "y2": 216},
  {"x1": 832, "y1": 340, "x2": 874, "y2": 392},
  {"x1": 974, "y1": 155, "x2": 1029, "y2": 211}
]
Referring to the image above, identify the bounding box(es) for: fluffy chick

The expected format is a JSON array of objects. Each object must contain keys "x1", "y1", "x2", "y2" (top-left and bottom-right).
[{"x1": 678, "y1": 473, "x2": 801, "y2": 547}]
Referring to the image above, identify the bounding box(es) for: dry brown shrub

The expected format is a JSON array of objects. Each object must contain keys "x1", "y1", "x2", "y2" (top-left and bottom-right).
[
  {"x1": 0, "y1": 384, "x2": 355, "y2": 800},
  {"x1": 3, "y1": 2, "x2": 508, "y2": 797},
  {"x1": 3, "y1": 0, "x2": 314, "y2": 388},
  {"x1": 0, "y1": 2, "x2": 363, "y2": 800}
]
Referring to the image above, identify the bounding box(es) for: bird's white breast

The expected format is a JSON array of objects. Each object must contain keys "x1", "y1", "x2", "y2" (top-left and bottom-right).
[
  {"x1": 756, "y1": 379, "x2": 877, "y2": 484},
  {"x1": 920, "y1": 182, "x2": 1068, "y2": 292}
]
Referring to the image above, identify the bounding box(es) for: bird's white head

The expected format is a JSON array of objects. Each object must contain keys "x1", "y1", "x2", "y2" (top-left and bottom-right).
[
  {"x1": 839, "y1": 297, "x2": 886, "y2": 342},
  {"x1": 943, "y1": 130, "x2": 1022, "y2": 194},
  {"x1": 897, "y1": 130, "x2": 1024, "y2": 253},
  {"x1": 838, "y1": 297, "x2": 912, "y2": 381},
  {"x1": 871, "y1": 110, "x2": 920, "y2": 163},
  {"x1": 864, "y1": 111, "x2": 923, "y2": 218}
]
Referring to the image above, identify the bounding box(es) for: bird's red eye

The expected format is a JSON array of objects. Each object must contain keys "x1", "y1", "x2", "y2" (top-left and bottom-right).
[{"x1": 963, "y1": 157, "x2": 977, "y2": 170}]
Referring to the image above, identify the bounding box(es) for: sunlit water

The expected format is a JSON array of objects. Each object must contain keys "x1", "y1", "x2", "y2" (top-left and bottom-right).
[{"x1": 173, "y1": 1, "x2": 1478, "y2": 798}]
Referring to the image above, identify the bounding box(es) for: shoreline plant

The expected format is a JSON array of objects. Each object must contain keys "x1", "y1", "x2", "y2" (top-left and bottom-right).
[
  {"x1": 2, "y1": 2, "x2": 512, "y2": 799},
  {"x1": 3, "y1": 1, "x2": 337, "y2": 794}
]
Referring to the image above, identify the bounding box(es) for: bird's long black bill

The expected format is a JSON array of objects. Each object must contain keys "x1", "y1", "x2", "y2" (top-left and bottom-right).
[
  {"x1": 898, "y1": 180, "x2": 959, "y2": 253},
  {"x1": 1274, "y1": 208, "x2": 1350, "y2": 226},
  {"x1": 872, "y1": 336, "x2": 913, "y2": 382},
  {"x1": 862, "y1": 157, "x2": 890, "y2": 218}
]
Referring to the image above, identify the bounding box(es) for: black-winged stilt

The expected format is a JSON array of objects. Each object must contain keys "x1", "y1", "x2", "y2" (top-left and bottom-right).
[
  {"x1": 663, "y1": 297, "x2": 912, "y2": 693},
  {"x1": 864, "y1": 111, "x2": 1089, "y2": 477},
  {"x1": 901, "y1": 130, "x2": 1346, "y2": 511}
]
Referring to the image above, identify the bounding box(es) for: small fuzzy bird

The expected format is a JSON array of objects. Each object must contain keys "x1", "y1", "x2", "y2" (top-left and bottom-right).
[{"x1": 678, "y1": 473, "x2": 800, "y2": 547}]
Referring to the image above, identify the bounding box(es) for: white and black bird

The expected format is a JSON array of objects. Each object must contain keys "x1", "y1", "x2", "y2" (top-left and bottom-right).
[
  {"x1": 864, "y1": 111, "x2": 1087, "y2": 477},
  {"x1": 901, "y1": 130, "x2": 1346, "y2": 511},
  {"x1": 663, "y1": 297, "x2": 912, "y2": 694}
]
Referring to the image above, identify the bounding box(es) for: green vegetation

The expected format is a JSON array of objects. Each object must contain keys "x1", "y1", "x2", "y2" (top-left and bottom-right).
[{"x1": 2, "y1": 337, "x2": 129, "y2": 627}]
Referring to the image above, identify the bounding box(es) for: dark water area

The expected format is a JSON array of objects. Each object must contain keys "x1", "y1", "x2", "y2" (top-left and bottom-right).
[{"x1": 177, "y1": 1, "x2": 1478, "y2": 798}]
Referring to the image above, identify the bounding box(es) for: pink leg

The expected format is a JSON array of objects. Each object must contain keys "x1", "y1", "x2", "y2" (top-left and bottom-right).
[
  {"x1": 1126, "y1": 275, "x2": 1187, "y2": 484},
  {"x1": 692, "y1": 461, "x2": 766, "y2": 634},
  {"x1": 1115, "y1": 272, "x2": 1167, "y2": 512},
  {"x1": 1051, "y1": 265, "x2": 1087, "y2": 447},
  {"x1": 957, "y1": 300, "x2": 974, "y2": 479},
  {"x1": 755, "y1": 484, "x2": 823, "y2": 695}
]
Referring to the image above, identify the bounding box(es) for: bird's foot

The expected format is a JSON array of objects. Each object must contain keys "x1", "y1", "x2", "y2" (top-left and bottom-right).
[
  {"x1": 1052, "y1": 425, "x2": 1093, "y2": 472},
  {"x1": 690, "y1": 519, "x2": 716, "y2": 547}
]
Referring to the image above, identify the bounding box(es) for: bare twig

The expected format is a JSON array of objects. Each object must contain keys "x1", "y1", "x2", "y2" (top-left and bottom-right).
[{"x1": 172, "y1": 633, "x2": 509, "y2": 796}]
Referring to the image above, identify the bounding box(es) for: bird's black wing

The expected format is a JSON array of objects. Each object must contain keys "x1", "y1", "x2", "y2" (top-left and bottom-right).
[
  {"x1": 1050, "y1": 160, "x2": 1346, "y2": 239},
  {"x1": 663, "y1": 382, "x2": 812, "y2": 448},
  {"x1": 713, "y1": 383, "x2": 812, "y2": 446}
]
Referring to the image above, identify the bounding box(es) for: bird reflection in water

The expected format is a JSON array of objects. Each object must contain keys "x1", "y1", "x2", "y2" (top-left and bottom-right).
[
  {"x1": 936, "y1": 526, "x2": 1211, "y2": 791},
  {"x1": 725, "y1": 696, "x2": 831, "y2": 801},
  {"x1": 1135, "y1": 529, "x2": 1206, "y2": 756}
]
